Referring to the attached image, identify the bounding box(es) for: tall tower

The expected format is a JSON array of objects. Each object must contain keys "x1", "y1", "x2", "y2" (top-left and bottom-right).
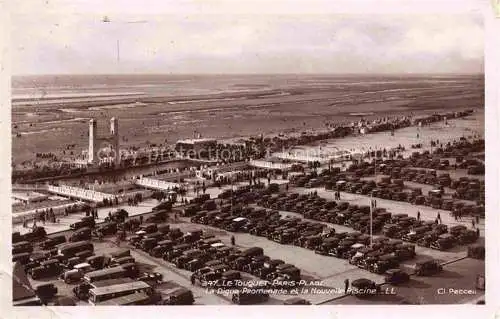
[
  {"x1": 110, "y1": 117, "x2": 120, "y2": 165},
  {"x1": 88, "y1": 119, "x2": 97, "y2": 164}
]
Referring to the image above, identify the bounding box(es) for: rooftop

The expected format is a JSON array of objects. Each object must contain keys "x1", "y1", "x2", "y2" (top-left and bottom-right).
[{"x1": 176, "y1": 138, "x2": 217, "y2": 144}]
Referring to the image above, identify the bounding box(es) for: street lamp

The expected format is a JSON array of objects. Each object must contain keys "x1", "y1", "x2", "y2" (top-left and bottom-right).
[{"x1": 370, "y1": 156, "x2": 380, "y2": 247}]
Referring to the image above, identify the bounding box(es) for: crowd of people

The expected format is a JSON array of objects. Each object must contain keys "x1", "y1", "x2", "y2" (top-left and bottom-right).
[
  {"x1": 22, "y1": 207, "x2": 57, "y2": 228},
  {"x1": 85, "y1": 207, "x2": 99, "y2": 219},
  {"x1": 213, "y1": 169, "x2": 275, "y2": 187},
  {"x1": 126, "y1": 195, "x2": 142, "y2": 206}
]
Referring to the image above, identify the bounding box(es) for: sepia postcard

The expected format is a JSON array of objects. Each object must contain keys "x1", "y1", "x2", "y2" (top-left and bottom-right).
[{"x1": 0, "y1": 0, "x2": 498, "y2": 318}]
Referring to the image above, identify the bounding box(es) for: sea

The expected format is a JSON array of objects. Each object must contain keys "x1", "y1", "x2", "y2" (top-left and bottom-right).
[{"x1": 11, "y1": 74, "x2": 484, "y2": 102}]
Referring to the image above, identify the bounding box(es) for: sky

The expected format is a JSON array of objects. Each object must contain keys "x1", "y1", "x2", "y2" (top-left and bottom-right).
[{"x1": 9, "y1": 0, "x2": 485, "y2": 75}]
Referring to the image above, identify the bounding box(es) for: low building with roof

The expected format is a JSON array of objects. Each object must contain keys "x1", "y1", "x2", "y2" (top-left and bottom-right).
[{"x1": 175, "y1": 138, "x2": 218, "y2": 160}]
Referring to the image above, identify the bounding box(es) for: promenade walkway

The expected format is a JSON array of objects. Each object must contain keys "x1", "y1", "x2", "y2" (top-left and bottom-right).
[
  {"x1": 47, "y1": 185, "x2": 115, "y2": 202},
  {"x1": 135, "y1": 177, "x2": 181, "y2": 191},
  {"x1": 12, "y1": 199, "x2": 158, "y2": 235}
]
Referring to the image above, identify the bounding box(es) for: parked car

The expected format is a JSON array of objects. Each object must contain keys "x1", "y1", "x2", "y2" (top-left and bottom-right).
[
  {"x1": 157, "y1": 223, "x2": 171, "y2": 234},
  {"x1": 350, "y1": 247, "x2": 375, "y2": 266},
  {"x1": 160, "y1": 287, "x2": 195, "y2": 305},
  {"x1": 106, "y1": 209, "x2": 129, "y2": 222},
  {"x1": 315, "y1": 237, "x2": 340, "y2": 256},
  {"x1": 95, "y1": 222, "x2": 118, "y2": 236},
  {"x1": 145, "y1": 211, "x2": 168, "y2": 223},
  {"x1": 417, "y1": 232, "x2": 439, "y2": 247},
  {"x1": 12, "y1": 231, "x2": 23, "y2": 244},
  {"x1": 449, "y1": 225, "x2": 467, "y2": 237},
  {"x1": 350, "y1": 278, "x2": 379, "y2": 298},
  {"x1": 140, "y1": 238, "x2": 159, "y2": 253},
  {"x1": 382, "y1": 224, "x2": 402, "y2": 238},
  {"x1": 69, "y1": 227, "x2": 92, "y2": 242},
  {"x1": 137, "y1": 223, "x2": 158, "y2": 234},
  {"x1": 241, "y1": 247, "x2": 264, "y2": 258},
  {"x1": 70, "y1": 216, "x2": 95, "y2": 230},
  {"x1": 23, "y1": 226, "x2": 47, "y2": 242},
  {"x1": 402, "y1": 226, "x2": 429, "y2": 242},
  {"x1": 12, "y1": 252, "x2": 31, "y2": 265},
  {"x1": 214, "y1": 270, "x2": 242, "y2": 289},
  {"x1": 257, "y1": 259, "x2": 285, "y2": 279},
  {"x1": 457, "y1": 230, "x2": 479, "y2": 244},
  {"x1": 150, "y1": 240, "x2": 174, "y2": 258},
  {"x1": 30, "y1": 259, "x2": 63, "y2": 280},
  {"x1": 86, "y1": 255, "x2": 107, "y2": 270},
  {"x1": 137, "y1": 272, "x2": 163, "y2": 285},
  {"x1": 64, "y1": 256, "x2": 83, "y2": 270},
  {"x1": 122, "y1": 262, "x2": 140, "y2": 278},
  {"x1": 394, "y1": 244, "x2": 416, "y2": 261},
  {"x1": 370, "y1": 254, "x2": 399, "y2": 274},
  {"x1": 415, "y1": 259, "x2": 443, "y2": 276},
  {"x1": 430, "y1": 234, "x2": 456, "y2": 251},
  {"x1": 109, "y1": 248, "x2": 131, "y2": 261},
  {"x1": 283, "y1": 297, "x2": 311, "y2": 305},
  {"x1": 110, "y1": 256, "x2": 135, "y2": 267},
  {"x1": 357, "y1": 251, "x2": 384, "y2": 270},
  {"x1": 61, "y1": 262, "x2": 94, "y2": 283},
  {"x1": 40, "y1": 235, "x2": 67, "y2": 250},
  {"x1": 12, "y1": 241, "x2": 34, "y2": 255},
  {"x1": 272, "y1": 266, "x2": 301, "y2": 287},
  {"x1": 35, "y1": 283, "x2": 58, "y2": 305},
  {"x1": 232, "y1": 286, "x2": 270, "y2": 304},
  {"x1": 384, "y1": 269, "x2": 410, "y2": 285}
]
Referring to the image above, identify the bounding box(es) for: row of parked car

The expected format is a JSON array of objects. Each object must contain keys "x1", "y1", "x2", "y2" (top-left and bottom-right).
[
  {"x1": 286, "y1": 137, "x2": 484, "y2": 208},
  {"x1": 180, "y1": 185, "x2": 277, "y2": 219},
  {"x1": 406, "y1": 138, "x2": 484, "y2": 171},
  {"x1": 181, "y1": 184, "x2": 479, "y2": 258},
  {"x1": 406, "y1": 139, "x2": 484, "y2": 172},
  {"x1": 13, "y1": 225, "x2": 196, "y2": 306},
  {"x1": 125, "y1": 223, "x2": 306, "y2": 304},
  {"x1": 450, "y1": 177, "x2": 485, "y2": 202},
  {"x1": 12, "y1": 200, "x2": 203, "y2": 306},
  {"x1": 189, "y1": 200, "x2": 418, "y2": 279},
  {"x1": 373, "y1": 164, "x2": 484, "y2": 205},
  {"x1": 183, "y1": 191, "x2": 458, "y2": 298},
  {"x1": 290, "y1": 165, "x2": 485, "y2": 216},
  {"x1": 258, "y1": 191, "x2": 479, "y2": 251},
  {"x1": 432, "y1": 138, "x2": 484, "y2": 157},
  {"x1": 11, "y1": 209, "x2": 139, "y2": 275}
]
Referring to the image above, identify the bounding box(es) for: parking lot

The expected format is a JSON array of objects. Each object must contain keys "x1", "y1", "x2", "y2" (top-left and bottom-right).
[
  {"x1": 17, "y1": 175, "x2": 484, "y2": 305},
  {"x1": 324, "y1": 257, "x2": 484, "y2": 305},
  {"x1": 291, "y1": 186, "x2": 484, "y2": 241},
  {"x1": 25, "y1": 228, "x2": 233, "y2": 305},
  {"x1": 13, "y1": 135, "x2": 485, "y2": 306}
]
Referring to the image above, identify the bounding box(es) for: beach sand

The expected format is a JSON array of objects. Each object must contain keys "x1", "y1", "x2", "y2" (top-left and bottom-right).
[{"x1": 11, "y1": 75, "x2": 484, "y2": 166}]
